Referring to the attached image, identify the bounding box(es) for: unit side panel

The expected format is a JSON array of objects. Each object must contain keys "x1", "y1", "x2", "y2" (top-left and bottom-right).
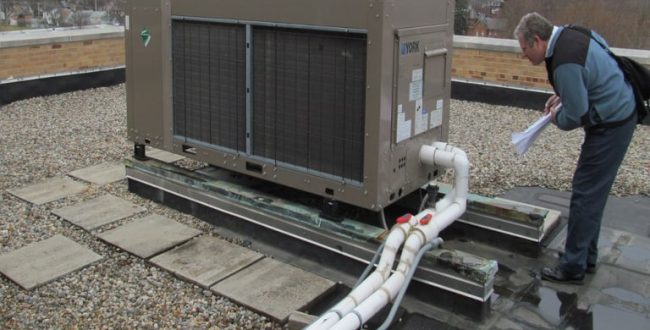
[
  {"x1": 355, "y1": 6, "x2": 388, "y2": 209},
  {"x1": 126, "y1": 0, "x2": 168, "y2": 146},
  {"x1": 392, "y1": 31, "x2": 449, "y2": 144},
  {"x1": 371, "y1": 0, "x2": 454, "y2": 208}
]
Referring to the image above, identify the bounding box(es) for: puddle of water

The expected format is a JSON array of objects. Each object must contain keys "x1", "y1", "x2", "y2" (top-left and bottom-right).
[
  {"x1": 567, "y1": 304, "x2": 650, "y2": 330},
  {"x1": 537, "y1": 286, "x2": 563, "y2": 324},
  {"x1": 514, "y1": 285, "x2": 650, "y2": 330},
  {"x1": 601, "y1": 287, "x2": 648, "y2": 305},
  {"x1": 562, "y1": 304, "x2": 650, "y2": 330},
  {"x1": 618, "y1": 245, "x2": 650, "y2": 263},
  {"x1": 517, "y1": 284, "x2": 577, "y2": 327},
  {"x1": 596, "y1": 234, "x2": 617, "y2": 250}
]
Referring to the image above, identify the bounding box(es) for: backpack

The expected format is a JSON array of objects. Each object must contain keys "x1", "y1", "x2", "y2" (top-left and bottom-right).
[
  {"x1": 565, "y1": 25, "x2": 649, "y2": 124},
  {"x1": 616, "y1": 56, "x2": 650, "y2": 124}
]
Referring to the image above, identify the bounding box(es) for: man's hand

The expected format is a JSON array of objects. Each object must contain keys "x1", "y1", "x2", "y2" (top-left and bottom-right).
[
  {"x1": 545, "y1": 94, "x2": 561, "y2": 124},
  {"x1": 544, "y1": 94, "x2": 560, "y2": 114}
]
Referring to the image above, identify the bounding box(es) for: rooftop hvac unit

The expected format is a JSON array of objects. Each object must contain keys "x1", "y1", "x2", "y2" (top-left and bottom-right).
[{"x1": 125, "y1": 0, "x2": 454, "y2": 212}]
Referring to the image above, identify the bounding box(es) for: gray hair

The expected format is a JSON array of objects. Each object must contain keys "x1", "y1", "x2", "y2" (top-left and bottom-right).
[{"x1": 513, "y1": 12, "x2": 553, "y2": 47}]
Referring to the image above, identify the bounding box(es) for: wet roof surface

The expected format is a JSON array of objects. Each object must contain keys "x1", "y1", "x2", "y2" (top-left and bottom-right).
[{"x1": 404, "y1": 187, "x2": 650, "y2": 329}]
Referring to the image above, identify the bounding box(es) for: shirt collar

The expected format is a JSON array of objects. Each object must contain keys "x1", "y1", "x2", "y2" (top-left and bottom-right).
[{"x1": 546, "y1": 26, "x2": 560, "y2": 58}]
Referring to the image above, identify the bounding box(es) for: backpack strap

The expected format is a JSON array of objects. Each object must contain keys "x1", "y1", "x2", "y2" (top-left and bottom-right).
[
  {"x1": 564, "y1": 24, "x2": 644, "y2": 125},
  {"x1": 563, "y1": 24, "x2": 614, "y2": 57}
]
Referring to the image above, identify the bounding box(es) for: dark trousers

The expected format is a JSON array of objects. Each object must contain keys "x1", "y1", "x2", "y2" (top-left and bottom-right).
[{"x1": 560, "y1": 116, "x2": 636, "y2": 274}]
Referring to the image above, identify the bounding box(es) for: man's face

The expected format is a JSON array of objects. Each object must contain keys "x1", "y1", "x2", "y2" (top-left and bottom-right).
[{"x1": 518, "y1": 35, "x2": 546, "y2": 65}]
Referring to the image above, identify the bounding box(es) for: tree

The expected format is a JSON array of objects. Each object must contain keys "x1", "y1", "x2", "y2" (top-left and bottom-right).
[
  {"x1": 500, "y1": 0, "x2": 649, "y2": 49},
  {"x1": 454, "y1": 0, "x2": 470, "y2": 35}
]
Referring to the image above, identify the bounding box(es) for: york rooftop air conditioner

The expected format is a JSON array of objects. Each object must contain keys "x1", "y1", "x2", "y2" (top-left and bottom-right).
[{"x1": 125, "y1": 0, "x2": 454, "y2": 211}]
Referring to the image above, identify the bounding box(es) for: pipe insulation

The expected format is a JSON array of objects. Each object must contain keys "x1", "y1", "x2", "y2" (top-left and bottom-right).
[
  {"x1": 308, "y1": 143, "x2": 469, "y2": 330},
  {"x1": 332, "y1": 233, "x2": 425, "y2": 329},
  {"x1": 306, "y1": 215, "x2": 420, "y2": 330},
  {"x1": 376, "y1": 238, "x2": 444, "y2": 330}
]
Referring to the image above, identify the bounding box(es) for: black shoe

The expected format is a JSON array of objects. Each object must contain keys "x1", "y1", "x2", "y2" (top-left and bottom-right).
[
  {"x1": 541, "y1": 266, "x2": 585, "y2": 284},
  {"x1": 556, "y1": 252, "x2": 597, "y2": 274},
  {"x1": 586, "y1": 263, "x2": 596, "y2": 274}
]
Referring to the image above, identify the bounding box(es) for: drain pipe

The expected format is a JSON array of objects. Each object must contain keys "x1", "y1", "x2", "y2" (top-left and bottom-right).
[
  {"x1": 306, "y1": 214, "x2": 420, "y2": 330},
  {"x1": 419, "y1": 143, "x2": 467, "y2": 219},
  {"x1": 376, "y1": 237, "x2": 444, "y2": 330},
  {"x1": 307, "y1": 143, "x2": 468, "y2": 330},
  {"x1": 418, "y1": 143, "x2": 469, "y2": 239},
  {"x1": 331, "y1": 220, "x2": 426, "y2": 330},
  {"x1": 323, "y1": 143, "x2": 469, "y2": 330},
  {"x1": 331, "y1": 208, "x2": 467, "y2": 329}
]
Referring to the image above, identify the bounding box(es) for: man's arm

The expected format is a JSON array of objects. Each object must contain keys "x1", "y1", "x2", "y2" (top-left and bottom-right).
[{"x1": 552, "y1": 63, "x2": 590, "y2": 130}]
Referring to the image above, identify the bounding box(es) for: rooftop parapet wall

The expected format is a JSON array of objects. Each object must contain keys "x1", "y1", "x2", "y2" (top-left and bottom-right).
[
  {"x1": 1, "y1": 27, "x2": 649, "y2": 93},
  {"x1": 453, "y1": 36, "x2": 550, "y2": 91},
  {"x1": 453, "y1": 36, "x2": 650, "y2": 92},
  {"x1": 0, "y1": 26, "x2": 124, "y2": 83}
]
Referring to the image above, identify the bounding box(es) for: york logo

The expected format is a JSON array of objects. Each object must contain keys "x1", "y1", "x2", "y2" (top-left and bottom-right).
[{"x1": 400, "y1": 41, "x2": 420, "y2": 55}]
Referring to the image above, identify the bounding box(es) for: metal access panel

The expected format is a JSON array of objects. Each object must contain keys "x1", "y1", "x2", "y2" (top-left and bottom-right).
[{"x1": 125, "y1": 0, "x2": 454, "y2": 211}]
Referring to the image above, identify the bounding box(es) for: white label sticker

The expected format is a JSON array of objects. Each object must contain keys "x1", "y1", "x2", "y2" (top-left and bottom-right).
[
  {"x1": 412, "y1": 69, "x2": 423, "y2": 82},
  {"x1": 409, "y1": 80, "x2": 423, "y2": 101},
  {"x1": 430, "y1": 99, "x2": 444, "y2": 128},
  {"x1": 125, "y1": 15, "x2": 130, "y2": 30},
  {"x1": 396, "y1": 105, "x2": 412, "y2": 143},
  {"x1": 415, "y1": 99, "x2": 427, "y2": 134},
  {"x1": 430, "y1": 109, "x2": 443, "y2": 128}
]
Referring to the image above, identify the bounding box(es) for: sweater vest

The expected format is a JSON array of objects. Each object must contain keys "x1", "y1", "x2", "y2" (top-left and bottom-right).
[{"x1": 544, "y1": 28, "x2": 591, "y2": 94}]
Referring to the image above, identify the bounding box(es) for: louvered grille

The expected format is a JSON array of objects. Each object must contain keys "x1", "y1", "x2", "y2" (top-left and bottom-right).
[
  {"x1": 172, "y1": 20, "x2": 366, "y2": 182},
  {"x1": 172, "y1": 20, "x2": 247, "y2": 151},
  {"x1": 253, "y1": 27, "x2": 366, "y2": 182}
]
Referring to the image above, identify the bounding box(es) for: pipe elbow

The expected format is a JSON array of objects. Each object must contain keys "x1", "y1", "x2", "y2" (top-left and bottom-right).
[
  {"x1": 419, "y1": 145, "x2": 436, "y2": 166},
  {"x1": 454, "y1": 198, "x2": 467, "y2": 209},
  {"x1": 432, "y1": 141, "x2": 468, "y2": 158},
  {"x1": 454, "y1": 155, "x2": 469, "y2": 175}
]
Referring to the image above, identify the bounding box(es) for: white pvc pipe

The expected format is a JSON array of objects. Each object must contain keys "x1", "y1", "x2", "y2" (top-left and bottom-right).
[
  {"x1": 306, "y1": 215, "x2": 419, "y2": 330},
  {"x1": 421, "y1": 201, "x2": 466, "y2": 242},
  {"x1": 420, "y1": 144, "x2": 468, "y2": 214},
  {"x1": 419, "y1": 144, "x2": 470, "y2": 241},
  {"x1": 420, "y1": 142, "x2": 468, "y2": 206},
  {"x1": 332, "y1": 145, "x2": 470, "y2": 330},
  {"x1": 312, "y1": 143, "x2": 469, "y2": 330},
  {"x1": 434, "y1": 188, "x2": 454, "y2": 210},
  {"x1": 333, "y1": 232, "x2": 425, "y2": 330},
  {"x1": 431, "y1": 141, "x2": 468, "y2": 159}
]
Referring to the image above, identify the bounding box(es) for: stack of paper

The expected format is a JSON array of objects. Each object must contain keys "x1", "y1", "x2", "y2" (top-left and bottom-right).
[{"x1": 511, "y1": 112, "x2": 553, "y2": 155}]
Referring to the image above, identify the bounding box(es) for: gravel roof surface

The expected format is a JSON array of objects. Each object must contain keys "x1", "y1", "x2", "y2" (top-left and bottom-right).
[
  {"x1": 0, "y1": 84, "x2": 648, "y2": 328},
  {"x1": 446, "y1": 100, "x2": 650, "y2": 197},
  {"x1": 0, "y1": 85, "x2": 279, "y2": 329}
]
